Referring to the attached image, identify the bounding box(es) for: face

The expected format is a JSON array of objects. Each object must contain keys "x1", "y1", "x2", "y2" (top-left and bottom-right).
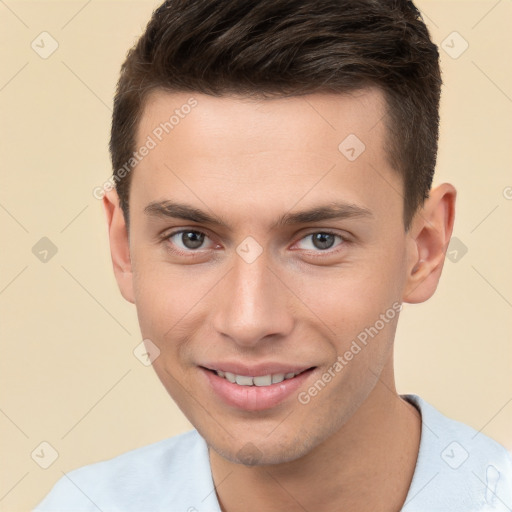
[{"x1": 112, "y1": 88, "x2": 421, "y2": 465}]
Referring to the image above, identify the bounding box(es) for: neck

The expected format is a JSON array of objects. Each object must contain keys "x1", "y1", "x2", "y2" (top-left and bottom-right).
[{"x1": 208, "y1": 365, "x2": 421, "y2": 512}]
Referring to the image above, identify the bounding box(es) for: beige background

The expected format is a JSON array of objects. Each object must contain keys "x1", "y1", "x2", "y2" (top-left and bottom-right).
[{"x1": 0, "y1": 1, "x2": 511, "y2": 510}]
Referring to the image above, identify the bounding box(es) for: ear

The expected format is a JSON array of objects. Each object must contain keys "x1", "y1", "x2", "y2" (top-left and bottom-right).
[
  {"x1": 402, "y1": 183, "x2": 457, "y2": 304},
  {"x1": 102, "y1": 189, "x2": 135, "y2": 304}
]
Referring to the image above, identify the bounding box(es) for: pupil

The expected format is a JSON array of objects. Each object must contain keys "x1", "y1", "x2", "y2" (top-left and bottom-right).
[
  {"x1": 313, "y1": 233, "x2": 335, "y2": 250},
  {"x1": 182, "y1": 231, "x2": 204, "y2": 249}
]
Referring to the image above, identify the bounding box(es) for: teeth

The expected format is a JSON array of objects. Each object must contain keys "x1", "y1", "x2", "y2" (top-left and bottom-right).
[
  {"x1": 253, "y1": 375, "x2": 272, "y2": 386},
  {"x1": 235, "y1": 375, "x2": 253, "y2": 386},
  {"x1": 215, "y1": 370, "x2": 302, "y2": 386},
  {"x1": 272, "y1": 373, "x2": 285, "y2": 384}
]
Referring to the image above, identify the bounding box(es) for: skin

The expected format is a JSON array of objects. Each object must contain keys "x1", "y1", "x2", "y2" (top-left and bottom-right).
[{"x1": 103, "y1": 87, "x2": 456, "y2": 511}]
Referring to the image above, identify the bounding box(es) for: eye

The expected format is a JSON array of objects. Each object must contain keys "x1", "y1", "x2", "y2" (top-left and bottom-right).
[
  {"x1": 165, "y1": 229, "x2": 216, "y2": 252},
  {"x1": 162, "y1": 229, "x2": 348, "y2": 257},
  {"x1": 295, "y1": 231, "x2": 346, "y2": 252}
]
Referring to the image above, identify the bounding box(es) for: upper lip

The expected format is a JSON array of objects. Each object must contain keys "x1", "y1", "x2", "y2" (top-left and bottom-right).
[{"x1": 201, "y1": 362, "x2": 315, "y2": 377}]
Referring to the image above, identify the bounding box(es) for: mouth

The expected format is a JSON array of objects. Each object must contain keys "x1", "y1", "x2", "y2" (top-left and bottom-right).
[
  {"x1": 199, "y1": 365, "x2": 317, "y2": 411},
  {"x1": 201, "y1": 367, "x2": 315, "y2": 387}
]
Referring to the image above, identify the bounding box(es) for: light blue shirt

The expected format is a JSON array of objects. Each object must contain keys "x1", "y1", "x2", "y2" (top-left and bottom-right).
[{"x1": 34, "y1": 394, "x2": 512, "y2": 511}]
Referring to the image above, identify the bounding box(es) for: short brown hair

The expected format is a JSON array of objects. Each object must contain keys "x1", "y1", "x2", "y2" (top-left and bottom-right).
[{"x1": 109, "y1": 0, "x2": 441, "y2": 230}]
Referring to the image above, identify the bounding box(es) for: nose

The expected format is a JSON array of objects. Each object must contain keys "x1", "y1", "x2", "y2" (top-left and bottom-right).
[{"x1": 212, "y1": 250, "x2": 294, "y2": 348}]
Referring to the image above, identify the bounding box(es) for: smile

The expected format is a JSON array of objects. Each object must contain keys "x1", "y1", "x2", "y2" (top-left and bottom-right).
[
  {"x1": 201, "y1": 366, "x2": 317, "y2": 411},
  {"x1": 213, "y1": 369, "x2": 309, "y2": 387}
]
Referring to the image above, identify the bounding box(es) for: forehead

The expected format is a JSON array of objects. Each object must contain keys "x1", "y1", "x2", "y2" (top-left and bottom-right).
[
  {"x1": 130, "y1": 88, "x2": 402, "y2": 228},
  {"x1": 138, "y1": 87, "x2": 387, "y2": 153}
]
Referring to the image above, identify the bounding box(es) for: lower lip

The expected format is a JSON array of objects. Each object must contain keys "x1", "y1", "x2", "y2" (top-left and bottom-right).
[{"x1": 201, "y1": 367, "x2": 315, "y2": 411}]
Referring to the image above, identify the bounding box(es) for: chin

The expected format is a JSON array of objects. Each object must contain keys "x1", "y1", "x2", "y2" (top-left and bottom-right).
[{"x1": 206, "y1": 425, "x2": 324, "y2": 467}]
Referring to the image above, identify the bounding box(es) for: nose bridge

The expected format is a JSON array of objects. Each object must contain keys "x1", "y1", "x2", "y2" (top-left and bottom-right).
[{"x1": 212, "y1": 249, "x2": 293, "y2": 346}]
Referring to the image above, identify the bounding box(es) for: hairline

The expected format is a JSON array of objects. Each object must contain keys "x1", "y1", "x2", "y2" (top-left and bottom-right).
[{"x1": 120, "y1": 84, "x2": 415, "y2": 233}]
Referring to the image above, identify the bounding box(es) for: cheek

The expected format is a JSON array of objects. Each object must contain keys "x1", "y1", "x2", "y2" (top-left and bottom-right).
[
  {"x1": 131, "y1": 258, "x2": 221, "y2": 367},
  {"x1": 131, "y1": 267, "x2": 187, "y2": 358},
  {"x1": 295, "y1": 265, "x2": 402, "y2": 336},
  {"x1": 131, "y1": 250, "x2": 197, "y2": 329}
]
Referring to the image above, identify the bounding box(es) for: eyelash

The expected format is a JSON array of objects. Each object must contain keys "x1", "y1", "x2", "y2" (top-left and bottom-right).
[{"x1": 161, "y1": 229, "x2": 349, "y2": 258}]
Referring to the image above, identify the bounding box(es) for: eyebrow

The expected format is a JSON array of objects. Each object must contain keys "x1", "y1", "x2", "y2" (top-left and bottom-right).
[{"x1": 144, "y1": 200, "x2": 373, "y2": 229}]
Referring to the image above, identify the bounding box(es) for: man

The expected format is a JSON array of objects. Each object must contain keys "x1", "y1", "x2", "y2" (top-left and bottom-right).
[{"x1": 35, "y1": 0, "x2": 512, "y2": 510}]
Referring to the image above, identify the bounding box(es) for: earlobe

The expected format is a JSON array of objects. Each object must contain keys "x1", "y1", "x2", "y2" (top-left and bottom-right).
[
  {"x1": 102, "y1": 190, "x2": 135, "y2": 304},
  {"x1": 402, "y1": 183, "x2": 456, "y2": 304}
]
